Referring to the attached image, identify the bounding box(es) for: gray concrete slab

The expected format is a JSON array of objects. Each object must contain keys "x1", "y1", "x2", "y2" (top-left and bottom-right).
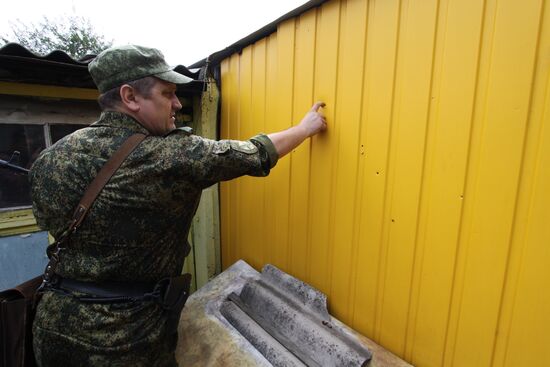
[{"x1": 176, "y1": 260, "x2": 413, "y2": 367}]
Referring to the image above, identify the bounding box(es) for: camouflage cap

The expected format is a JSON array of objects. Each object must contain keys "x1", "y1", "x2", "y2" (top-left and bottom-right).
[{"x1": 88, "y1": 45, "x2": 193, "y2": 93}]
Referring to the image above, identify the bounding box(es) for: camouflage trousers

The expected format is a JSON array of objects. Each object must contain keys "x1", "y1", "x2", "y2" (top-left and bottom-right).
[{"x1": 32, "y1": 292, "x2": 179, "y2": 367}]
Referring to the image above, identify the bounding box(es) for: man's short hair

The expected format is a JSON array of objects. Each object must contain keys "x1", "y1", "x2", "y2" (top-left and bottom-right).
[{"x1": 97, "y1": 76, "x2": 157, "y2": 111}]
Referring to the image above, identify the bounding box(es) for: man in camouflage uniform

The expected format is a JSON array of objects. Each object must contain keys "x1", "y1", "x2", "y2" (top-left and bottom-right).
[{"x1": 29, "y1": 45, "x2": 327, "y2": 366}]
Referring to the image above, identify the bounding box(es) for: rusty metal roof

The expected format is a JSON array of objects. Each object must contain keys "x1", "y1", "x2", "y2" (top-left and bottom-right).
[
  {"x1": 0, "y1": 43, "x2": 203, "y2": 93},
  {"x1": 0, "y1": 43, "x2": 95, "y2": 88}
]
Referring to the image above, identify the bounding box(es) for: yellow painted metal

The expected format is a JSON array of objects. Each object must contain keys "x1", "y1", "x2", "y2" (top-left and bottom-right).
[
  {"x1": 0, "y1": 81, "x2": 98, "y2": 100},
  {"x1": 218, "y1": 0, "x2": 550, "y2": 366}
]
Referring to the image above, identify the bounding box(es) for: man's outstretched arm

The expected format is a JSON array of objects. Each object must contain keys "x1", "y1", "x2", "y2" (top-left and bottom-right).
[{"x1": 268, "y1": 102, "x2": 327, "y2": 158}]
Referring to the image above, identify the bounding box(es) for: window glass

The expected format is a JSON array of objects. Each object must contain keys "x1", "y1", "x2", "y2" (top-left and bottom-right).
[
  {"x1": 50, "y1": 124, "x2": 86, "y2": 144},
  {"x1": 0, "y1": 124, "x2": 45, "y2": 209}
]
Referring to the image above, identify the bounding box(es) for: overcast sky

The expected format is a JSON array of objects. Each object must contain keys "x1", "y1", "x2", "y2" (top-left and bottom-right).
[{"x1": 1, "y1": 0, "x2": 307, "y2": 66}]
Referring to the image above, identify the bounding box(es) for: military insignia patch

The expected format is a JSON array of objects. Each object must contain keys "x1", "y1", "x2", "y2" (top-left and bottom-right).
[
  {"x1": 229, "y1": 141, "x2": 258, "y2": 154},
  {"x1": 213, "y1": 141, "x2": 231, "y2": 154}
]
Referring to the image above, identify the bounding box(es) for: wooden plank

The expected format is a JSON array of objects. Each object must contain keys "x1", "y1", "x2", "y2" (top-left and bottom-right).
[
  {"x1": 0, "y1": 209, "x2": 40, "y2": 237},
  {"x1": 193, "y1": 78, "x2": 222, "y2": 289},
  {"x1": 0, "y1": 94, "x2": 99, "y2": 125},
  {"x1": 0, "y1": 81, "x2": 98, "y2": 100}
]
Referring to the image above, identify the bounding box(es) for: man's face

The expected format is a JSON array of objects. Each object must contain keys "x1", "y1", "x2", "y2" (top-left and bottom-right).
[{"x1": 134, "y1": 79, "x2": 182, "y2": 135}]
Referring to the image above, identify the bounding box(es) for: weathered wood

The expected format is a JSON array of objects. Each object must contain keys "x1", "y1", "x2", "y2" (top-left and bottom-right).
[
  {"x1": 0, "y1": 94, "x2": 99, "y2": 125},
  {"x1": 0, "y1": 209, "x2": 40, "y2": 237},
  {"x1": 0, "y1": 81, "x2": 98, "y2": 100},
  {"x1": 193, "y1": 185, "x2": 221, "y2": 288},
  {"x1": 191, "y1": 77, "x2": 221, "y2": 290}
]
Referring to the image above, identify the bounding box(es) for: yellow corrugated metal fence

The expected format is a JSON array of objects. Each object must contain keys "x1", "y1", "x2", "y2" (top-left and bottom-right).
[{"x1": 219, "y1": 0, "x2": 550, "y2": 366}]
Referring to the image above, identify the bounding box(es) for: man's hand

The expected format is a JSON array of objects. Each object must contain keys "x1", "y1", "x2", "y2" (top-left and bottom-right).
[
  {"x1": 268, "y1": 101, "x2": 328, "y2": 158},
  {"x1": 298, "y1": 102, "x2": 327, "y2": 137}
]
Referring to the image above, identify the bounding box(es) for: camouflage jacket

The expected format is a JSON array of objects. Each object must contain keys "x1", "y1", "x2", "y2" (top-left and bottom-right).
[{"x1": 29, "y1": 111, "x2": 278, "y2": 365}]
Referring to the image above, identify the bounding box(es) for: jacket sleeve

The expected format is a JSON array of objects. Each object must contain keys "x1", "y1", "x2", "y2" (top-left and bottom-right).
[{"x1": 165, "y1": 132, "x2": 279, "y2": 189}]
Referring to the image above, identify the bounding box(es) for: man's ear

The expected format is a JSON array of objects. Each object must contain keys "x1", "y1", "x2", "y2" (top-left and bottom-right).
[{"x1": 119, "y1": 84, "x2": 140, "y2": 112}]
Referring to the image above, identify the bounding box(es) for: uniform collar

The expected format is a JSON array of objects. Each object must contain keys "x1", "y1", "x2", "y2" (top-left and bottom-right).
[{"x1": 91, "y1": 111, "x2": 150, "y2": 135}]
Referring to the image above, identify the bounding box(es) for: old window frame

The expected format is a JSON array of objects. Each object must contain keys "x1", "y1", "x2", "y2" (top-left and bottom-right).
[{"x1": 0, "y1": 86, "x2": 100, "y2": 235}]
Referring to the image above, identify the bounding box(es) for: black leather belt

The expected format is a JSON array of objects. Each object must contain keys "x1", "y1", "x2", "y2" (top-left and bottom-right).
[
  {"x1": 56, "y1": 278, "x2": 156, "y2": 300},
  {"x1": 49, "y1": 274, "x2": 192, "y2": 310}
]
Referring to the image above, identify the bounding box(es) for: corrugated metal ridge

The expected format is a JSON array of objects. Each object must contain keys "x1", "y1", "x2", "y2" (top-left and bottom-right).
[
  {"x1": 220, "y1": 264, "x2": 372, "y2": 367},
  {"x1": 188, "y1": 0, "x2": 329, "y2": 69},
  {"x1": 0, "y1": 42, "x2": 202, "y2": 91},
  {"x1": 0, "y1": 43, "x2": 201, "y2": 79},
  {"x1": 0, "y1": 42, "x2": 94, "y2": 65}
]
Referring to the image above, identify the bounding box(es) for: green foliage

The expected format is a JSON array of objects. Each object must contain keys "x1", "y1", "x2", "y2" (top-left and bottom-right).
[{"x1": 1, "y1": 15, "x2": 113, "y2": 59}]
